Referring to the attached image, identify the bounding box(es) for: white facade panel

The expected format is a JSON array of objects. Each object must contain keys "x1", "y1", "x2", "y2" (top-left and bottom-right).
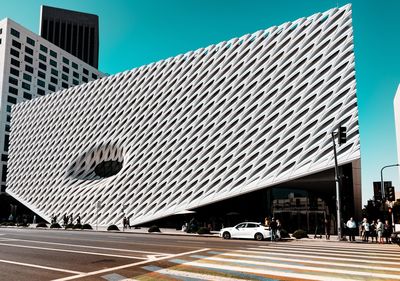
[{"x1": 8, "y1": 5, "x2": 360, "y2": 225}]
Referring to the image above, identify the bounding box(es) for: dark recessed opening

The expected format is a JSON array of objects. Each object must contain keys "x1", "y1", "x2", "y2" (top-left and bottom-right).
[{"x1": 94, "y1": 160, "x2": 123, "y2": 178}]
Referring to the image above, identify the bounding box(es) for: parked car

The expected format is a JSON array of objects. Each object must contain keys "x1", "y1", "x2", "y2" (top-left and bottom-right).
[
  {"x1": 391, "y1": 231, "x2": 400, "y2": 244},
  {"x1": 219, "y1": 222, "x2": 271, "y2": 241}
]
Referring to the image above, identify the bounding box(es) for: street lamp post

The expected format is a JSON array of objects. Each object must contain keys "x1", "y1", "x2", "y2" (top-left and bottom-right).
[
  {"x1": 331, "y1": 131, "x2": 342, "y2": 241},
  {"x1": 380, "y1": 164, "x2": 399, "y2": 227}
]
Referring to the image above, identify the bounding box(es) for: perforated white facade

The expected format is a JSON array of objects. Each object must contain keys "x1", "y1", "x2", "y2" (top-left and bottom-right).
[{"x1": 8, "y1": 5, "x2": 360, "y2": 226}]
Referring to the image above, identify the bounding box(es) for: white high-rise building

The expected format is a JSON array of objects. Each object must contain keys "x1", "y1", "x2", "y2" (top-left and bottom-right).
[
  {"x1": 0, "y1": 18, "x2": 104, "y2": 191},
  {"x1": 8, "y1": 5, "x2": 361, "y2": 230}
]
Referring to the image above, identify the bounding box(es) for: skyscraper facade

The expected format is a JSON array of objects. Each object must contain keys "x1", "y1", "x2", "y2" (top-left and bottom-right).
[
  {"x1": 8, "y1": 5, "x2": 361, "y2": 230},
  {"x1": 0, "y1": 18, "x2": 104, "y2": 192},
  {"x1": 40, "y1": 5, "x2": 99, "y2": 68}
]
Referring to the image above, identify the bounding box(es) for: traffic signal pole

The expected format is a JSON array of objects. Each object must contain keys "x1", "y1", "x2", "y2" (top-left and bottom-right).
[{"x1": 380, "y1": 164, "x2": 399, "y2": 228}]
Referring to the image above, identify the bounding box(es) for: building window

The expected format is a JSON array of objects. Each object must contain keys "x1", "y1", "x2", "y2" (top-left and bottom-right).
[
  {"x1": 73, "y1": 71, "x2": 79, "y2": 79},
  {"x1": 1, "y1": 154, "x2": 8, "y2": 162},
  {"x1": 39, "y1": 62, "x2": 47, "y2": 71},
  {"x1": 37, "y1": 88, "x2": 45, "y2": 95},
  {"x1": 23, "y1": 73, "x2": 32, "y2": 82},
  {"x1": 62, "y1": 82, "x2": 69, "y2": 88},
  {"x1": 50, "y1": 77, "x2": 58, "y2": 84},
  {"x1": 12, "y1": 40, "x2": 21, "y2": 49},
  {"x1": 72, "y1": 62, "x2": 78, "y2": 69},
  {"x1": 26, "y1": 37, "x2": 35, "y2": 46},
  {"x1": 25, "y1": 46, "x2": 33, "y2": 55},
  {"x1": 40, "y1": 44, "x2": 48, "y2": 53},
  {"x1": 10, "y1": 48, "x2": 19, "y2": 58},
  {"x1": 62, "y1": 57, "x2": 69, "y2": 64},
  {"x1": 51, "y1": 68, "x2": 58, "y2": 76},
  {"x1": 50, "y1": 59, "x2": 57, "y2": 67},
  {"x1": 24, "y1": 55, "x2": 33, "y2": 64},
  {"x1": 48, "y1": 84, "x2": 55, "y2": 92},
  {"x1": 3, "y1": 135, "x2": 9, "y2": 152},
  {"x1": 9, "y1": 67, "x2": 19, "y2": 77},
  {"x1": 62, "y1": 74, "x2": 68, "y2": 81},
  {"x1": 62, "y1": 66, "x2": 69, "y2": 73},
  {"x1": 50, "y1": 50, "x2": 57, "y2": 58},
  {"x1": 25, "y1": 65, "x2": 33, "y2": 73},
  {"x1": 92, "y1": 73, "x2": 98, "y2": 79},
  {"x1": 37, "y1": 79, "x2": 45, "y2": 87},
  {"x1": 9, "y1": 86, "x2": 18, "y2": 95},
  {"x1": 37, "y1": 70, "x2": 46, "y2": 79},
  {"x1": 6, "y1": 115, "x2": 11, "y2": 122},
  {"x1": 8, "y1": 77, "x2": 18, "y2": 86},
  {"x1": 23, "y1": 92, "x2": 32, "y2": 100},
  {"x1": 5, "y1": 125, "x2": 10, "y2": 132},
  {"x1": 6, "y1": 105, "x2": 11, "y2": 113},
  {"x1": 39, "y1": 53, "x2": 47, "y2": 62},
  {"x1": 73, "y1": 79, "x2": 79, "y2": 85},
  {"x1": 22, "y1": 82, "x2": 30, "y2": 90},
  {"x1": 10, "y1": 58, "x2": 20, "y2": 67},
  {"x1": 83, "y1": 68, "x2": 89, "y2": 75},
  {"x1": 7, "y1": 96, "x2": 17, "y2": 104},
  {"x1": 82, "y1": 76, "x2": 88, "y2": 83},
  {"x1": 2, "y1": 165, "x2": 7, "y2": 181},
  {"x1": 10, "y1": 28, "x2": 20, "y2": 38}
]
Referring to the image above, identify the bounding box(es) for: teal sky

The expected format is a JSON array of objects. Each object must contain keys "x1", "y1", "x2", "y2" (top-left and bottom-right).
[{"x1": 1, "y1": 0, "x2": 399, "y2": 204}]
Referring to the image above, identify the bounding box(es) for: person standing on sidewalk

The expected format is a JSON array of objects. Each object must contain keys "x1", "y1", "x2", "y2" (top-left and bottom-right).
[
  {"x1": 270, "y1": 218, "x2": 277, "y2": 241},
  {"x1": 376, "y1": 219, "x2": 384, "y2": 244},
  {"x1": 324, "y1": 218, "x2": 331, "y2": 240},
  {"x1": 383, "y1": 220, "x2": 392, "y2": 244},
  {"x1": 346, "y1": 217, "x2": 357, "y2": 242},
  {"x1": 362, "y1": 218, "x2": 370, "y2": 242}
]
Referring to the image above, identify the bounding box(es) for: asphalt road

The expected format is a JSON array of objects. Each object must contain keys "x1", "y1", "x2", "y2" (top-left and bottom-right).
[{"x1": 1, "y1": 227, "x2": 400, "y2": 281}]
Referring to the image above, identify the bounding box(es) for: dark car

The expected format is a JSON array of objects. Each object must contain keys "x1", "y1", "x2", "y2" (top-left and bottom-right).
[{"x1": 391, "y1": 231, "x2": 400, "y2": 245}]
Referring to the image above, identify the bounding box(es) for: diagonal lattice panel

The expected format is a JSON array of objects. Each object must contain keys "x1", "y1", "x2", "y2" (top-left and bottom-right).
[{"x1": 8, "y1": 4, "x2": 359, "y2": 226}]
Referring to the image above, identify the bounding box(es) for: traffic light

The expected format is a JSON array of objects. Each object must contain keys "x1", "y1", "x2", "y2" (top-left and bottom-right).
[
  {"x1": 373, "y1": 182, "x2": 382, "y2": 201},
  {"x1": 385, "y1": 185, "x2": 396, "y2": 201},
  {"x1": 338, "y1": 126, "x2": 347, "y2": 145}
]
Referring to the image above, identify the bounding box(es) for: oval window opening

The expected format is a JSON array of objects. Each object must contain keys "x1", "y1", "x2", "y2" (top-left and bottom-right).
[{"x1": 94, "y1": 160, "x2": 123, "y2": 178}]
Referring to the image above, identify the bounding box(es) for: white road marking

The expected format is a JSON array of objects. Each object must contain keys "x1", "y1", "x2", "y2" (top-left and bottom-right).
[
  {"x1": 247, "y1": 246, "x2": 400, "y2": 260},
  {"x1": 217, "y1": 251, "x2": 400, "y2": 272},
  {"x1": 198, "y1": 256, "x2": 400, "y2": 279},
  {"x1": 0, "y1": 258, "x2": 83, "y2": 274},
  {"x1": 269, "y1": 242, "x2": 400, "y2": 252},
  {"x1": 53, "y1": 248, "x2": 210, "y2": 281},
  {"x1": 146, "y1": 267, "x2": 247, "y2": 281},
  {"x1": 234, "y1": 249, "x2": 400, "y2": 265},
  {"x1": 7, "y1": 238, "x2": 169, "y2": 255},
  {"x1": 0, "y1": 242, "x2": 148, "y2": 260},
  {"x1": 183, "y1": 261, "x2": 350, "y2": 281}
]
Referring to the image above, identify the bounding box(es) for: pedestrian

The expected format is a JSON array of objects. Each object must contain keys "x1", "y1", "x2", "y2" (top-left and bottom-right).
[
  {"x1": 122, "y1": 216, "x2": 127, "y2": 230},
  {"x1": 76, "y1": 215, "x2": 81, "y2": 225},
  {"x1": 376, "y1": 219, "x2": 384, "y2": 244},
  {"x1": 276, "y1": 219, "x2": 282, "y2": 240},
  {"x1": 346, "y1": 217, "x2": 357, "y2": 242},
  {"x1": 361, "y1": 218, "x2": 370, "y2": 242},
  {"x1": 33, "y1": 215, "x2": 36, "y2": 224},
  {"x1": 383, "y1": 220, "x2": 392, "y2": 244},
  {"x1": 63, "y1": 214, "x2": 68, "y2": 226},
  {"x1": 324, "y1": 218, "x2": 331, "y2": 240},
  {"x1": 8, "y1": 214, "x2": 13, "y2": 222},
  {"x1": 69, "y1": 214, "x2": 73, "y2": 224},
  {"x1": 264, "y1": 217, "x2": 270, "y2": 227},
  {"x1": 370, "y1": 220, "x2": 377, "y2": 243},
  {"x1": 270, "y1": 218, "x2": 277, "y2": 241},
  {"x1": 314, "y1": 219, "x2": 322, "y2": 239},
  {"x1": 127, "y1": 217, "x2": 131, "y2": 229}
]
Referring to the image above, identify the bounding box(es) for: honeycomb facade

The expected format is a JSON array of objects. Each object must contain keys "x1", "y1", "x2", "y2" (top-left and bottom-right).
[{"x1": 8, "y1": 5, "x2": 360, "y2": 226}]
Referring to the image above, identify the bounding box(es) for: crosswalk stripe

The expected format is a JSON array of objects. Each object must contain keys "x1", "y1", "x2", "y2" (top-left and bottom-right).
[
  {"x1": 233, "y1": 249, "x2": 400, "y2": 266},
  {"x1": 193, "y1": 255, "x2": 400, "y2": 279},
  {"x1": 267, "y1": 242, "x2": 399, "y2": 252},
  {"x1": 250, "y1": 246, "x2": 400, "y2": 260},
  {"x1": 215, "y1": 252, "x2": 400, "y2": 272}
]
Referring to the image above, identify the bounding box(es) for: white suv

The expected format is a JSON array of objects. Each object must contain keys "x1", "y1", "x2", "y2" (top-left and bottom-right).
[{"x1": 219, "y1": 222, "x2": 271, "y2": 241}]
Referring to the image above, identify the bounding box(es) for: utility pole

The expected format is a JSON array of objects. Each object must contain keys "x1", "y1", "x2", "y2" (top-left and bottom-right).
[{"x1": 332, "y1": 126, "x2": 346, "y2": 240}]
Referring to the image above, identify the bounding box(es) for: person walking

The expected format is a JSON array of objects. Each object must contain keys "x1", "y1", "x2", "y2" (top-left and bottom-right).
[
  {"x1": 376, "y1": 219, "x2": 384, "y2": 244},
  {"x1": 383, "y1": 220, "x2": 392, "y2": 244},
  {"x1": 346, "y1": 217, "x2": 357, "y2": 242},
  {"x1": 324, "y1": 218, "x2": 331, "y2": 240},
  {"x1": 270, "y1": 218, "x2": 277, "y2": 241},
  {"x1": 362, "y1": 218, "x2": 370, "y2": 242}
]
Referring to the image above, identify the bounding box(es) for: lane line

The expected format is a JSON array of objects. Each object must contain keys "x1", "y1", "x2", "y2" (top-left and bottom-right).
[
  {"x1": 53, "y1": 248, "x2": 210, "y2": 281},
  {"x1": 7, "y1": 238, "x2": 169, "y2": 255},
  {"x1": 234, "y1": 249, "x2": 400, "y2": 266},
  {"x1": 215, "y1": 252, "x2": 400, "y2": 272},
  {"x1": 195, "y1": 255, "x2": 400, "y2": 279},
  {"x1": 0, "y1": 259, "x2": 83, "y2": 274},
  {"x1": 0, "y1": 242, "x2": 148, "y2": 260}
]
